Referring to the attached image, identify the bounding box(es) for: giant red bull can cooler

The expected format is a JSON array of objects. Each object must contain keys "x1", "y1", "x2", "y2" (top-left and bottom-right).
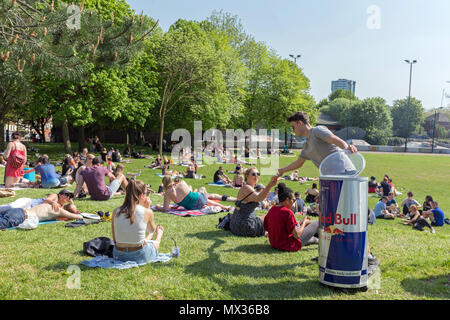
[{"x1": 318, "y1": 176, "x2": 369, "y2": 288}]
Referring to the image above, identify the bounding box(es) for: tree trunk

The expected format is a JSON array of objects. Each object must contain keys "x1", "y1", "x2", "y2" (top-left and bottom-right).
[
  {"x1": 78, "y1": 126, "x2": 85, "y2": 151},
  {"x1": 159, "y1": 115, "x2": 165, "y2": 155},
  {"x1": 62, "y1": 117, "x2": 73, "y2": 155},
  {"x1": 0, "y1": 120, "x2": 5, "y2": 150},
  {"x1": 41, "y1": 122, "x2": 46, "y2": 143}
]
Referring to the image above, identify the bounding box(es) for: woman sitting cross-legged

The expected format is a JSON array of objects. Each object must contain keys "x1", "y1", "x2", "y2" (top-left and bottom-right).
[
  {"x1": 264, "y1": 183, "x2": 319, "y2": 251},
  {"x1": 155, "y1": 176, "x2": 231, "y2": 212},
  {"x1": 111, "y1": 179, "x2": 166, "y2": 264},
  {"x1": 229, "y1": 167, "x2": 278, "y2": 237}
]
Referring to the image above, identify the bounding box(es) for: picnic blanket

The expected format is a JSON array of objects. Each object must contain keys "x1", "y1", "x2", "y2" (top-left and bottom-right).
[
  {"x1": 81, "y1": 242, "x2": 172, "y2": 270},
  {"x1": 151, "y1": 205, "x2": 223, "y2": 217},
  {"x1": 207, "y1": 183, "x2": 233, "y2": 188}
]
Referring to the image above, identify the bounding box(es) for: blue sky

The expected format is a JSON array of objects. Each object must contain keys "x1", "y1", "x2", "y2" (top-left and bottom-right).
[{"x1": 127, "y1": 0, "x2": 450, "y2": 111}]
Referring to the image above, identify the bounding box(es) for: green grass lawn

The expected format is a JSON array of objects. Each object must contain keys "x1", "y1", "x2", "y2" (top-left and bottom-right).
[{"x1": 0, "y1": 144, "x2": 449, "y2": 300}]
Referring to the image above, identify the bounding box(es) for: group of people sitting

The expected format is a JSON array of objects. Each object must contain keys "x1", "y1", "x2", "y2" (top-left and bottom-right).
[
  {"x1": 369, "y1": 174, "x2": 401, "y2": 197},
  {"x1": 371, "y1": 190, "x2": 446, "y2": 232}
]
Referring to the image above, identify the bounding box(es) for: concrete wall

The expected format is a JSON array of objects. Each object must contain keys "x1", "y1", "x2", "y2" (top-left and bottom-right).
[{"x1": 356, "y1": 145, "x2": 450, "y2": 154}]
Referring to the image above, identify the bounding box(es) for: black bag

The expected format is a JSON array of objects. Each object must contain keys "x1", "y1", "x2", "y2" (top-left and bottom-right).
[
  {"x1": 217, "y1": 213, "x2": 231, "y2": 231},
  {"x1": 83, "y1": 237, "x2": 114, "y2": 258}
]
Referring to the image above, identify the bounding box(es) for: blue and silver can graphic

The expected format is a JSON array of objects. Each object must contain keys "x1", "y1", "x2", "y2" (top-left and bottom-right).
[{"x1": 318, "y1": 176, "x2": 369, "y2": 288}]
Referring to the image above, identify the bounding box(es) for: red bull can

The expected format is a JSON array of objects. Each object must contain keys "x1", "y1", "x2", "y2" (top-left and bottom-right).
[{"x1": 318, "y1": 176, "x2": 369, "y2": 288}]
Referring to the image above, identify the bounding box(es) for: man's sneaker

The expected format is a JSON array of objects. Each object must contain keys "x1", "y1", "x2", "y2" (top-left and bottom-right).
[{"x1": 430, "y1": 228, "x2": 435, "y2": 234}]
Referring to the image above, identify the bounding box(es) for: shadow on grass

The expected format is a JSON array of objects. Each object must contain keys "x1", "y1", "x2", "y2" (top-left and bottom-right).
[
  {"x1": 401, "y1": 275, "x2": 450, "y2": 298},
  {"x1": 225, "y1": 243, "x2": 318, "y2": 255},
  {"x1": 183, "y1": 230, "x2": 334, "y2": 299}
]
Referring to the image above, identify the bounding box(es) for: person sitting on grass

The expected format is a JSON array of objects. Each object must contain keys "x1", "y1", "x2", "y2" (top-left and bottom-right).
[
  {"x1": 106, "y1": 155, "x2": 116, "y2": 172},
  {"x1": 229, "y1": 168, "x2": 278, "y2": 237},
  {"x1": 305, "y1": 183, "x2": 319, "y2": 204},
  {"x1": 267, "y1": 187, "x2": 279, "y2": 205},
  {"x1": 421, "y1": 195, "x2": 434, "y2": 214},
  {"x1": 0, "y1": 201, "x2": 82, "y2": 230},
  {"x1": 422, "y1": 201, "x2": 445, "y2": 228},
  {"x1": 155, "y1": 176, "x2": 231, "y2": 212},
  {"x1": 232, "y1": 168, "x2": 244, "y2": 188},
  {"x1": 373, "y1": 196, "x2": 395, "y2": 219},
  {"x1": 74, "y1": 154, "x2": 95, "y2": 198},
  {"x1": 386, "y1": 192, "x2": 400, "y2": 216},
  {"x1": 80, "y1": 148, "x2": 89, "y2": 163},
  {"x1": 400, "y1": 191, "x2": 421, "y2": 216},
  {"x1": 292, "y1": 192, "x2": 307, "y2": 214},
  {"x1": 213, "y1": 166, "x2": 232, "y2": 186},
  {"x1": 111, "y1": 179, "x2": 166, "y2": 264},
  {"x1": 112, "y1": 149, "x2": 122, "y2": 163},
  {"x1": 183, "y1": 162, "x2": 196, "y2": 179},
  {"x1": 263, "y1": 183, "x2": 319, "y2": 252},
  {"x1": 0, "y1": 189, "x2": 78, "y2": 214},
  {"x1": 368, "y1": 176, "x2": 378, "y2": 194},
  {"x1": 379, "y1": 176, "x2": 391, "y2": 197},
  {"x1": 73, "y1": 157, "x2": 126, "y2": 201},
  {"x1": 401, "y1": 204, "x2": 435, "y2": 233},
  {"x1": 34, "y1": 155, "x2": 69, "y2": 189},
  {"x1": 113, "y1": 164, "x2": 129, "y2": 192},
  {"x1": 148, "y1": 154, "x2": 162, "y2": 169}
]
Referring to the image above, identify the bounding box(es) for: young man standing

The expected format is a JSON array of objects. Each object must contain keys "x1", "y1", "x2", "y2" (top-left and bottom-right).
[{"x1": 278, "y1": 111, "x2": 380, "y2": 275}]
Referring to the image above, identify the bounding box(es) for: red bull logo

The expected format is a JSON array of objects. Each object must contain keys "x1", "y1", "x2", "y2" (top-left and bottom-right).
[
  {"x1": 320, "y1": 213, "x2": 357, "y2": 226},
  {"x1": 321, "y1": 213, "x2": 357, "y2": 236},
  {"x1": 323, "y1": 225, "x2": 345, "y2": 236}
]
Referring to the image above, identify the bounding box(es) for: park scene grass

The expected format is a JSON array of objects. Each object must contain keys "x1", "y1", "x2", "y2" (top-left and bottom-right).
[{"x1": 0, "y1": 144, "x2": 449, "y2": 300}]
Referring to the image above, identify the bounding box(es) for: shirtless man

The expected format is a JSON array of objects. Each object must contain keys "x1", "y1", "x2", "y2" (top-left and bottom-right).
[
  {"x1": 0, "y1": 200, "x2": 82, "y2": 230},
  {"x1": 0, "y1": 189, "x2": 78, "y2": 214}
]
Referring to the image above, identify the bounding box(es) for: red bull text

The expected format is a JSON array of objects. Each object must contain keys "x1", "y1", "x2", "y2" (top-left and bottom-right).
[{"x1": 318, "y1": 176, "x2": 369, "y2": 289}]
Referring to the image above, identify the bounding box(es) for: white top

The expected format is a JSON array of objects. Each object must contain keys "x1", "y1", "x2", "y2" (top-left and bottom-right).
[{"x1": 113, "y1": 205, "x2": 147, "y2": 245}]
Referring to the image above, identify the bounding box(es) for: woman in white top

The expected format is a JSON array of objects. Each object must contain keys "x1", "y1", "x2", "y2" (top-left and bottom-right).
[{"x1": 111, "y1": 179, "x2": 164, "y2": 264}]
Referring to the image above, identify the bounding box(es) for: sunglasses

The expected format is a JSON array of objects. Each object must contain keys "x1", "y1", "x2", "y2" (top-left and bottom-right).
[{"x1": 252, "y1": 172, "x2": 260, "y2": 177}]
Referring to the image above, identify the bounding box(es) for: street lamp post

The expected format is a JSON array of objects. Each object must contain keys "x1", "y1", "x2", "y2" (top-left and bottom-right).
[
  {"x1": 289, "y1": 54, "x2": 301, "y2": 65},
  {"x1": 288, "y1": 54, "x2": 301, "y2": 148},
  {"x1": 404, "y1": 59, "x2": 417, "y2": 152}
]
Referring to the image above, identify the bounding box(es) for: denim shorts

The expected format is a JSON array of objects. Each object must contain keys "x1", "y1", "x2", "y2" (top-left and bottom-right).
[
  {"x1": 192, "y1": 192, "x2": 208, "y2": 210},
  {"x1": 113, "y1": 241, "x2": 158, "y2": 265},
  {"x1": 0, "y1": 208, "x2": 26, "y2": 229},
  {"x1": 107, "y1": 179, "x2": 122, "y2": 199},
  {"x1": 42, "y1": 178, "x2": 61, "y2": 189}
]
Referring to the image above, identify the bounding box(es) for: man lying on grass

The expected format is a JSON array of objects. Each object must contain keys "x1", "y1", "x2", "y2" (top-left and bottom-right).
[
  {"x1": 0, "y1": 199, "x2": 82, "y2": 230},
  {"x1": 0, "y1": 189, "x2": 78, "y2": 214}
]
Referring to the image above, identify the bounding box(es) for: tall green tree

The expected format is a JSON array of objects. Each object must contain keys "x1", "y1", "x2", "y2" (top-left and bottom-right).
[
  {"x1": 391, "y1": 97, "x2": 424, "y2": 141},
  {"x1": 350, "y1": 97, "x2": 392, "y2": 145},
  {"x1": 153, "y1": 19, "x2": 230, "y2": 154},
  {"x1": 8, "y1": 0, "x2": 156, "y2": 152}
]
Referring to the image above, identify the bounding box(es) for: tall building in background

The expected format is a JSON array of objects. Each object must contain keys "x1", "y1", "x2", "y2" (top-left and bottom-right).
[{"x1": 331, "y1": 79, "x2": 356, "y2": 95}]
